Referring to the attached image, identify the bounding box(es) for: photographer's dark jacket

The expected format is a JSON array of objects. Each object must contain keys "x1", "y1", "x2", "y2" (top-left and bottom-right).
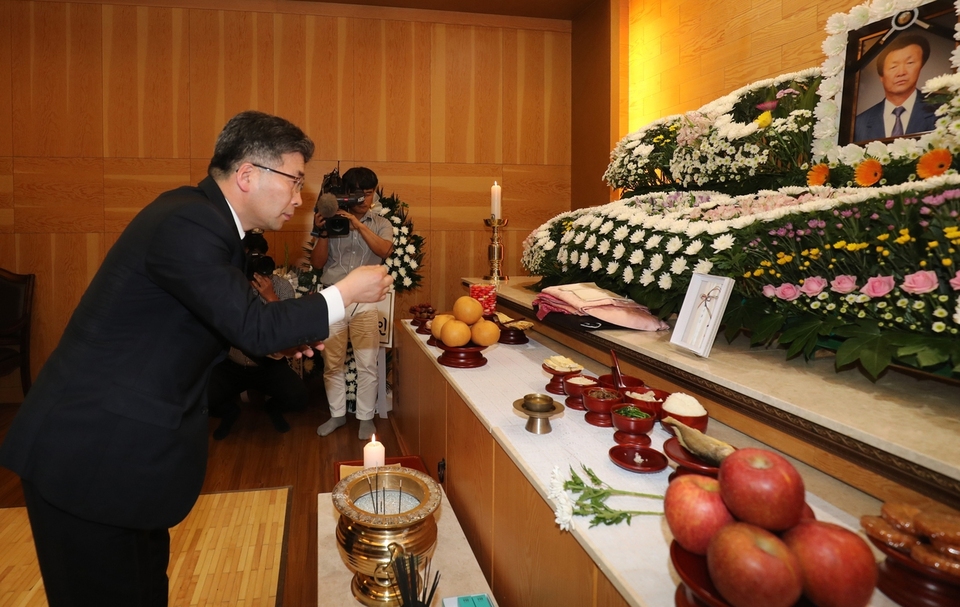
[{"x1": 0, "y1": 176, "x2": 332, "y2": 530}]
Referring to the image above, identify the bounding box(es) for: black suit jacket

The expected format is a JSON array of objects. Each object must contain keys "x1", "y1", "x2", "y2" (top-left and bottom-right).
[
  {"x1": 0, "y1": 177, "x2": 330, "y2": 529},
  {"x1": 854, "y1": 94, "x2": 939, "y2": 142}
]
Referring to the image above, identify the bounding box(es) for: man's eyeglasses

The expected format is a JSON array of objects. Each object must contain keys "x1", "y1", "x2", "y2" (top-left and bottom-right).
[{"x1": 251, "y1": 163, "x2": 305, "y2": 193}]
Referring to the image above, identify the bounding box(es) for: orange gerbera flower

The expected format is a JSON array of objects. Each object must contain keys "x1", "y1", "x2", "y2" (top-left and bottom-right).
[
  {"x1": 854, "y1": 159, "x2": 882, "y2": 187},
  {"x1": 916, "y1": 148, "x2": 953, "y2": 179},
  {"x1": 806, "y1": 163, "x2": 830, "y2": 186}
]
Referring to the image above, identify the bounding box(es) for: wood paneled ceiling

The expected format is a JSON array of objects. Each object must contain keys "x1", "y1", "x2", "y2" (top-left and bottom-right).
[{"x1": 299, "y1": 0, "x2": 597, "y2": 20}]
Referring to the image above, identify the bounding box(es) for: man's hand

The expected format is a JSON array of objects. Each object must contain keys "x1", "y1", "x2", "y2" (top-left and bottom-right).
[
  {"x1": 277, "y1": 342, "x2": 325, "y2": 359},
  {"x1": 336, "y1": 265, "x2": 393, "y2": 307}
]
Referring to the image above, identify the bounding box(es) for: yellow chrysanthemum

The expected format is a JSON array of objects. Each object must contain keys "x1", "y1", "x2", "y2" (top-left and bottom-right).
[
  {"x1": 806, "y1": 163, "x2": 830, "y2": 186},
  {"x1": 916, "y1": 148, "x2": 952, "y2": 179},
  {"x1": 855, "y1": 159, "x2": 882, "y2": 187}
]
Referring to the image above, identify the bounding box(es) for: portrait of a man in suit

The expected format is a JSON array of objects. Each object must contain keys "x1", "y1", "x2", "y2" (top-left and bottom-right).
[{"x1": 853, "y1": 33, "x2": 941, "y2": 142}]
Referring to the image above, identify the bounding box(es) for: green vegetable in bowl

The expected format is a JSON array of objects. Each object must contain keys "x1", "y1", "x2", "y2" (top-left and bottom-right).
[{"x1": 615, "y1": 405, "x2": 650, "y2": 419}]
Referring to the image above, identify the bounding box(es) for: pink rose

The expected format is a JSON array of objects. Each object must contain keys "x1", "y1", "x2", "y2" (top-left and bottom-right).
[
  {"x1": 762, "y1": 285, "x2": 776, "y2": 298},
  {"x1": 950, "y1": 270, "x2": 960, "y2": 291},
  {"x1": 829, "y1": 275, "x2": 859, "y2": 294},
  {"x1": 859, "y1": 275, "x2": 895, "y2": 298},
  {"x1": 799, "y1": 276, "x2": 828, "y2": 297},
  {"x1": 775, "y1": 283, "x2": 801, "y2": 301},
  {"x1": 901, "y1": 270, "x2": 940, "y2": 295}
]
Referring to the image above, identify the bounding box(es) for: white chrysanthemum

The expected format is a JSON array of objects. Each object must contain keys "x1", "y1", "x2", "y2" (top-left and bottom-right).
[
  {"x1": 544, "y1": 240, "x2": 556, "y2": 251},
  {"x1": 599, "y1": 220, "x2": 614, "y2": 235},
  {"x1": 613, "y1": 243, "x2": 626, "y2": 260},
  {"x1": 818, "y1": 77, "x2": 841, "y2": 100},
  {"x1": 629, "y1": 249, "x2": 645, "y2": 265},
  {"x1": 406, "y1": 244, "x2": 416, "y2": 254},
  {"x1": 401, "y1": 226, "x2": 409, "y2": 234},
  {"x1": 825, "y1": 12, "x2": 847, "y2": 35},
  {"x1": 591, "y1": 258, "x2": 603, "y2": 272},
  {"x1": 645, "y1": 234, "x2": 663, "y2": 249},
  {"x1": 658, "y1": 273, "x2": 673, "y2": 290},
  {"x1": 606, "y1": 261, "x2": 619, "y2": 275},
  {"x1": 821, "y1": 34, "x2": 846, "y2": 57},
  {"x1": 398, "y1": 268, "x2": 407, "y2": 277},
  {"x1": 838, "y1": 144, "x2": 866, "y2": 166},
  {"x1": 623, "y1": 266, "x2": 635, "y2": 284},
  {"x1": 693, "y1": 259, "x2": 714, "y2": 274},
  {"x1": 574, "y1": 231, "x2": 587, "y2": 245},
  {"x1": 665, "y1": 236, "x2": 684, "y2": 254},
  {"x1": 649, "y1": 253, "x2": 664, "y2": 271},
  {"x1": 670, "y1": 258, "x2": 688, "y2": 275},
  {"x1": 847, "y1": 4, "x2": 870, "y2": 29},
  {"x1": 404, "y1": 254, "x2": 411, "y2": 262},
  {"x1": 570, "y1": 251, "x2": 580, "y2": 265},
  {"x1": 865, "y1": 140, "x2": 891, "y2": 163},
  {"x1": 684, "y1": 240, "x2": 703, "y2": 255},
  {"x1": 548, "y1": 466, "x2": 565, "y2": 500},
  {"x1": 585, "y1": 234, "x2": 597, "y2": 250},
  {"x1": 579, "y1": 253, "x2": 590, "y2": 269},
  {"x1": 553, "y1": 491, "x2": 574, "y2": 532},
  {"x1": 711, "y1": 234, "x2": 736, "y2": 252},
  {"x1": 630, "y1": 230, "x2": 646, "y2": 244},
  {"x1": 598, "y1": 239, "x2": 611, "y2": 255},
  {"x1": 409, "y1": 260, "x2": 418, "y2": 269},
  {"x1": 613, "y1": 226, "x2": 630, "y2": 240},
  {"x1": 640, "y1": 269, "x2": 656, "y2": 286},
  {"x1": 403, "y1": 276, "x2": 412, "y2": 287}
]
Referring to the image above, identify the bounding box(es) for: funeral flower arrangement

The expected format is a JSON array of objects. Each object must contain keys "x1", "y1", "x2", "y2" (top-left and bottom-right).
[{"x1": 525, "y1": 0, "x2": 960, "y2": 380}]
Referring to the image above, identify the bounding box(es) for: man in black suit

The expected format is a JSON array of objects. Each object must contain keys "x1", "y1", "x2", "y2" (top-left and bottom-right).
[
  {"x1": 0, "y1": 111, "x2": 392, "y2": 606},
  {"x1": 854, "y1": 34, "x2": 940, "y2": 142}
]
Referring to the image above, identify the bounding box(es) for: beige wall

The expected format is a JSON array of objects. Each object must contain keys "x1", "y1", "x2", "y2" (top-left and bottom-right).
[
  {"x1": 627, "y1": 0, "x2": 859, "y2": 130},
  {"x1": 0, "y1": 0, "x2": 573, "y2": 401}
]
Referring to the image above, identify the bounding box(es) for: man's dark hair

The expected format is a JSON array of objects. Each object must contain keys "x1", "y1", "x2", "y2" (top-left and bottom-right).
[
  {"x1": 876, "y1": 34, "x2": 931, "y2": 76},
  {"x1": 342, "y1": 167, "x2": 379, "y2": 192},
  {"x1": 208, "y1": 111, "x2": 315, "y2": 179}
]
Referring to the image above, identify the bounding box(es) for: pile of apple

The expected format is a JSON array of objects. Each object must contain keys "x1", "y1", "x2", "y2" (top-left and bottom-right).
[{"x1": 664, "y1": 448, "x2": 878, "y2": 607}]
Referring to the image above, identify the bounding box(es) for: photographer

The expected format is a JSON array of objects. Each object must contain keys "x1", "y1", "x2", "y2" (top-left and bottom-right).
[
  {"x1": 312, "y1": 167, "x2": 394, "y2": 439},
  {"x1": 208, "y1": 232, "x2": 307, "y2": 439}
]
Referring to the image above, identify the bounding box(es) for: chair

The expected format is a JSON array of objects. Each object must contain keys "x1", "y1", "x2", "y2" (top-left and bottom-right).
[{"x1": 0, "y1": 268, "x2": 36, "y2": 396}]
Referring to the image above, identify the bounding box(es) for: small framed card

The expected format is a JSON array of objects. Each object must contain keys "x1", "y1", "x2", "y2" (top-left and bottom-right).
[{"x1": 670, "y1": 274, "x2": 735, "y2": 358}]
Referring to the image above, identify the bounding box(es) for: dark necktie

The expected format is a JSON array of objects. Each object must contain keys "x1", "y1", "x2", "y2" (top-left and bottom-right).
[{"x1": 891, "y1": 106, "x2": 906, "y2": 137}]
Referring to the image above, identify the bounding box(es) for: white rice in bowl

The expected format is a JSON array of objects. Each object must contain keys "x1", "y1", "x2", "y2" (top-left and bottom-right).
[{"x1": 662, "y1": 393, "x2": 707, "y2": 417}]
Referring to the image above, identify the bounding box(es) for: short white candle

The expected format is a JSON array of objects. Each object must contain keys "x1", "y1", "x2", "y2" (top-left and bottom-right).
[
  {"x1": 490, "y1": 181, "x2": 502, "y2": 219},
  {"x1": 363, "y1": 434, "x2": 385, "y2": 468}
]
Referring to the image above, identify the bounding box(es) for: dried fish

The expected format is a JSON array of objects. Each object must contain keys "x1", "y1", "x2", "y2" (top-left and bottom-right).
[{"x1": 662, "y1": 416, "x2": 735, "y2": 466}]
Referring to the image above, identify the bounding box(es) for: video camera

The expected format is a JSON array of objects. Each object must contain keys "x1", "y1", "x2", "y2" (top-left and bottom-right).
[
  {"x1": 245, "y1": 251, "x2": 276, "y2": 281},
  {"x1": 311, "y1": 164, "x2": 365, "y2": 238}
]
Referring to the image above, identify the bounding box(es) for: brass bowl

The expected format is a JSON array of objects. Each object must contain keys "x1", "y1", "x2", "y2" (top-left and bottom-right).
[{"x1": 332, "y1": 467, "x2": 442, "y2": 606}]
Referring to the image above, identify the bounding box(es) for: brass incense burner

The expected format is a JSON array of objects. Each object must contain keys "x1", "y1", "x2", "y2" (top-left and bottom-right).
[{"x1": 331, "y1": 467, "x2": 442, "y2": 606}]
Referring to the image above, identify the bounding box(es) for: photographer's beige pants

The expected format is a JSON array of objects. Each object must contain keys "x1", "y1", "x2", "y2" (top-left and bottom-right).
[{"x1": 322, "y1": 305, "x2": 379, "y2": 420}]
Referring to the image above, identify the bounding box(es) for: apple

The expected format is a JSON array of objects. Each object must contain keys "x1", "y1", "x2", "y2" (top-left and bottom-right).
[
  {"x1": 707, "y1": 522, "x2": 803, "y2": 607},
  {"x1": 718, "y1": 448, "x2": 805, "y2": 531},
  {"x1": 782, "y1": 521, "x2": 877, "y2": 607},
  {"x1": 799, "y1": 501, "x2": 817, "y2": 522},
  {"x1": 664, "y1": 474, "x2": 735, "y2": 555}
]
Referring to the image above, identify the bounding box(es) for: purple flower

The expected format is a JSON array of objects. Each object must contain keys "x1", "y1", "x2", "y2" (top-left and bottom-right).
[
  {"x1": 870, "y1": 213, "x2": 879, "y2": 220},
  {"x1": 884, "y1": 199, "x2": 895, "y2": 209},
  {"x1": 841, "y1": 210, "x2": 853, "y2": 218},
  {"x1": 776, "y1": 88, "x2": 800, "y2": 98},
  {"x1": 920, "y1": 207, "x2": 931, "y2": 215}
]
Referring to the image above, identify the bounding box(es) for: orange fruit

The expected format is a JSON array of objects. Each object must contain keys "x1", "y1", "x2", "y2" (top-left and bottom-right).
[
  {"x1": 440, "y1": 319, "x2": 472, "y2": 347},
  {"x1": 430, "y1": 314, "x2": 455, "y2": 339},
  {"x1": 453, "y1": 296, "x2": 484, "y2": 325},
  {"x1": 471, "y1": 319, "x2": 500, "y2": 346}
]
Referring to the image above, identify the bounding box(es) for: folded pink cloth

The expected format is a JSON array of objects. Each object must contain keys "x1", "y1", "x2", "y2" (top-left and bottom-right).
[{"x1": 534, "y1": 283, "x2": 669, "y2": 332}]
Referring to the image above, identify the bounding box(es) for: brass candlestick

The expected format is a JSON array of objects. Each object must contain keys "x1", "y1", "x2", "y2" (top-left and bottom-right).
[{"x1": 483, "y1": 216, "x2": 508, "y2": 282}]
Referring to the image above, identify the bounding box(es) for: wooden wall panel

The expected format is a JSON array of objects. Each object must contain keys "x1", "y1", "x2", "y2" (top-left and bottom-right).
[
  {"x1": 14, "y1": 158, "x2": 104, "y2": 233},
  {"x1": 430, "y1": 163, "x2": 503, "y2": 230},
  {"x1": 0, "y1": 158, "x2": 11, "y2": 234},
  {"x1": 502, "y1": 164, "x2": 571, "y2": 231},
  {"x1": 103, "y1": 159, "x2": 192, "y2": 232},
  {"x1": 628, "y1": 0, "x2": 861, "y2": 130},
  {"x1": 0, "y1": 2, "x2": 11, "y2": 157},
  {"x1": 102, "y1": 6, "x2": 190, "y2": 159},
  {"x1": 304, "y1": 15, "x2": 355, "y2": 162},
  {"x1": 11, "y1": 1, "x2": 103, "y2": 158}
]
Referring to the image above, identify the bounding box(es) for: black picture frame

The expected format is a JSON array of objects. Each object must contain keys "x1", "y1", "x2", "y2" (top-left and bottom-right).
[{"x1": 838, "y1": 0, "x2": 957, "y2": 146}]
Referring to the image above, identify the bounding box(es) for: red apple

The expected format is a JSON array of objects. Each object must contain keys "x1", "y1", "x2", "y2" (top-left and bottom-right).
[
  {"x1": 718, "y1": 448, "x2": 805, "y2": 531},
  {"x1": 707, "y1": 522, "x2": 803, "y2": 607},
  {"x1": 799, "y1": 501, "x2": 817, "y2": 522},
  {"x1": 782, "y1": 521, "x2": 877, "y2": 607},
  {"x1": 664, "y1": 474, "x2": 735, "y2": 555}
]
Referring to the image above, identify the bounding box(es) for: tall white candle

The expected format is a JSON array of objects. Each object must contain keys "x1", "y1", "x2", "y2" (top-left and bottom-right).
[
  {"x1": 363, "y1": 434, "x2": 385, "y2": 468},
  {"x1": 491, "y1": 181, "x2": 502, "y2": 219}
]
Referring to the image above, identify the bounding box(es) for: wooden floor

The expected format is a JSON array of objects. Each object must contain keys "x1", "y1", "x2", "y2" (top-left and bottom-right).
[
  {"x1": 0, "y1": 380, "x2": 403, "y2": 607},
  {"x1": 1, "y1": 487, "x2": 290, "y2": 607}
]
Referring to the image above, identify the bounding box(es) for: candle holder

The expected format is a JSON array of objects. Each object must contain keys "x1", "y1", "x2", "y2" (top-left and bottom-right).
[{"x1": 483, "y1": 216, "x2": 508, "y2": 282}]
